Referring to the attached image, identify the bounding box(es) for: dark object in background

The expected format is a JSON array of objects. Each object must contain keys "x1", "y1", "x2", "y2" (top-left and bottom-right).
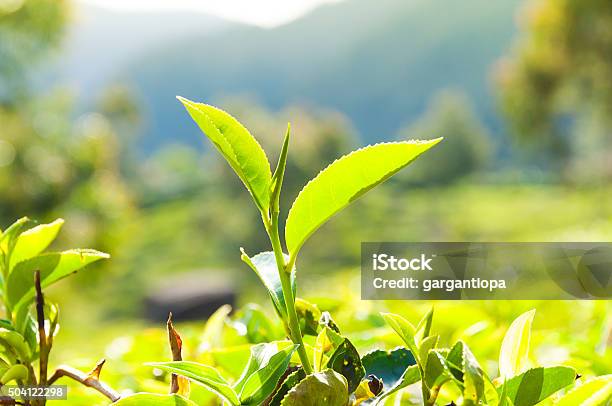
[{"x1": 144, "y1": 272, "x2": 235, "y2": 322}]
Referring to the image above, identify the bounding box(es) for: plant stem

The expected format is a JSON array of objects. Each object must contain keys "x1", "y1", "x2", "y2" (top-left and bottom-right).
[
  {"x1": 266, "y1": 218, "x2": 313, "y2": 374},
  {"x1": 2, "y1": 257, "x2": 12, "y2": 320},
  {"x1": 425, "y1": 385, "x2": 439, "y2": 406},
  {"x1": 48, "y1": 361, "x2": 120, "y2": 402},
  {"x1": 34, "y1": 272, "x2": 48, "y2": 389}
]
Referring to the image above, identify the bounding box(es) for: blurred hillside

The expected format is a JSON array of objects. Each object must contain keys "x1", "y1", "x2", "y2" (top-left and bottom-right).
[
  {"x1": 45, "y1": 0, "x2": 521, "y2": 153},
  {"x1": 40, "y1": 3, "x2": 236, "y2": 98}
]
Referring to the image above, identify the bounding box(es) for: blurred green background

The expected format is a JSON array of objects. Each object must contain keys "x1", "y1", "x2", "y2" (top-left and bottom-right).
[{"x1": 0, "y1": 0, "x2": 611, "y2": 403}]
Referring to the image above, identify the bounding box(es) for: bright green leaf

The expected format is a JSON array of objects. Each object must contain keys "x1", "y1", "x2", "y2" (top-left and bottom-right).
[
  {"x1": 554, "y1": 375, "x2": 612, "y2": 406},
  {"x1": 280, "y1": 369, "x2": 348, "y2": 406},
  {"x1": 424, "y1": 350, "x2": 451, "y2": 390},
  {"x1": 313, "y1": 327, "x2": 344, "y2": 373},
  {"x1": 285, "y1": 139, "x2": 442, "y2": 256},
  {"x1": 7, "y1": 249, "x2": 109, "y2": 309},
  {"x1": 415, "y1": 307, "x2": 434, "y2": 343},
  {"x1": 240, "y1": 250, "x2": 295, "y2": 320},
  {"x1": 112, "y1": 393, "x2": 197, "y2": 406},
  {"x1": 445, "y1": 341, "x2": 464, "y2": 381},
  {"x1": 0, "y1": 328, "x2": 31, "y2": 362},
  {"x1": 380, "y1": 313, "x2": 420, "y2": 365},
  {"x1": 484, "y1": 376, "x2": 501, "y2": 406},
  {"x1": 0, "y1": 364, "x2": 28, "y2": 384},
  {"x1": 461, "y1": 341, "x2": 486, "y2": 405},
  {"x1": 147, "y1": 361, "x2": 240, "y2": 405},
  {"x1": 498, "y1": 379, "x2": 509, "y2": 406},
  {"x1": 418, "y1": 335, "x2": 439, "y2": 367},
  {"x1": 239, "y1": 344, "x2": 298, "y2": 405},
  {"x1": 9, "y1": 219, "x2": 64, "y2": 271},
  {"x1": 177, "y1": 97, "x2": 271, "y2": 212},
  {"x1": 0, "y1": 217, "x2": 36, "y2": 256},
  {"x1": 499, "y1": 309, "x2": 535, "y2": 379},
  {"x1": 444, "y1": 341, "x2": 487, "y2": 404},
  {"x1": 501, "y1": 366, "x2": 576, "y2": 406},
  {"x1": 234, "y1": 343, "x2": 278, "y2": 393},
  {"x1": 271, "y1": 124, "x2": 290, "y2": 216}
]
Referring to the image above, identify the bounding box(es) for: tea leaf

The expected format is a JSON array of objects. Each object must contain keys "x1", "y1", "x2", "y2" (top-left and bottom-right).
[
  {"x1": 269, "y1": 368, "x2": 306, "y2": 406},
  {"x1": 178, "y1": 97, "x2": 271, "y2": 212},
  {"x1": 234, "y1": 342, "x2": 276, "y2": 391},
  {"x1": 374, "y1": 365, "x2": 421, "y2": 405},
  {"x1": 295, "y1": 298, "x2": 321, "y2": 336},
  {"x1": 313, "y1": 327, "x2": 344, "y2": 372},
  {"x1": 415, "y1": 307, "x2": 434, "y2": 343},
  {"x1": 380, "y1": 313, "x2": 419, "y2": 365},
  {"x1": 271, "y1": 125, "x2": 290, "y2": 216},
  {"x1": 9, "y1": 219, "x2": 64, "y2": 271},
  {"x1": 484, "y1": 376, "x2": 501, "y2": 406},
  {"x1": 500, "y1": 366, "x2": 576, "y2": 406},
  {"x1": 319, "y1": 311, "x2": 341, "y2": 334},
  {"x1": 424, "y1": 350, "x2": 451, "y2": 390},
  {"x1": 498, "y1": 379, "x2": 509, "y2": 406},
  {"x1": 240, "y1": 250, "x2": 295, "y2": 320},
  {"x1": 554, "y1": 375, "x2": 612, "y2": 406},
  {"x1": 0, "y1": 328, "x2": 31, "y2": 362},
  {"x1": 0, "y1": 218, "x2": 35, "y2": 248},
  {"x1": 285, "y1": 139, "x2": 441, "y2": 256},
  {"x1": 0, "y1": 364, "x2": 28, "y2": 384},
  {"x1": 361, "y1": 347, "x2": 417, "y2": 393},
  {"x1": 499, "y1": 309, "x2": 535, "y2": 378},
  {"x1": 326, "y1": 337, "x2": 365, "y2": 393},
  {"x1": 280, "y1": 369, "x2": 348, "y2": 406},
  {"x1": 461, "y1": 341, "x2": 486, "y2": 405},
  {"x1": 112, "y1": 393, "x2": 197, "y2": 406},
  {"x1": 147, "y1": 361, "x2": 240, "y2": 405},
  {"x1": 231, "y1": 304, "x2": 280, "y2": 343},
  {"x1": 239, "y1": 344, "x2": 298, "y2": 405},
  {"x1": 418, "y1": 335, "x2": 439, "y2": 367},
  {"x1": 8, "y1": 249, "x2": 109, "y2": 309},
  {"x1": 198, "y1": 304, "x2": 231, "y2": 353},
  {"x1": 446, "y1": 341, "x2": 465, "y2": 381}
]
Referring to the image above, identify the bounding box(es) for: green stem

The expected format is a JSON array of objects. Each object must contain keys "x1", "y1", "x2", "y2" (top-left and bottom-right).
[
  {"x1": 425, "y1": 385, "x2": 439, "y2": 406},
  {"x1": 2, "y1": 256, "x2": 12, "y2": 320},
  {"x1": 266, "y1": 218, "x2": 313, "y2": 374}
]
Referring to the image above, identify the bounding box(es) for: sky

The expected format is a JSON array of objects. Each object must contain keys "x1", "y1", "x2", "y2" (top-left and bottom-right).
[{"x1": 77, "y1": 0, "x2": 342, "y2": 27}]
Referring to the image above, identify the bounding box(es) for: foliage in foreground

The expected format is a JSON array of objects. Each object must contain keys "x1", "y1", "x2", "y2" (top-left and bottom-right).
[
  {"x1": 0, "y1": 102, "x2": 609, "y2": 405},
  {"x1": 112, "y1": 101, "x2": 607, "y2": 405}
]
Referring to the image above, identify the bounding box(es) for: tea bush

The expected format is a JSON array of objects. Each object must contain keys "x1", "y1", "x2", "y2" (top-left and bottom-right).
[{"x1": 0, "y1": 101, "x2": 609, "y2": 405}]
